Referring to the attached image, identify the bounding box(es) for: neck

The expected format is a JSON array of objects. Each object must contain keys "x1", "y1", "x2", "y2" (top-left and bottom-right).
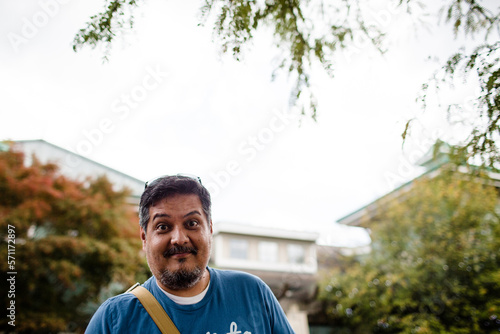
[{"x1": 157, "y1": 268, "x2": 210, "y2": 297}]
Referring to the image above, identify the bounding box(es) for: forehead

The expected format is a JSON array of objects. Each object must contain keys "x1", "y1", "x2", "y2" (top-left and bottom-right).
[{"x1": 149, "y1": 193, "x2": 203, "y2": 216}]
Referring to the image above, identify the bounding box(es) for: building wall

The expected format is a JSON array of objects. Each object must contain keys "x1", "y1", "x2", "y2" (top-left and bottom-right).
[{"x1": 213, "y1": 232, "x2": 317, "y2": 274}]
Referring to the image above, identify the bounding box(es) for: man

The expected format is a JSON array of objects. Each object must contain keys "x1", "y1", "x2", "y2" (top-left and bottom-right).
[{"x1": 86, "y1": 175, "x2": 295, "y2": 333}]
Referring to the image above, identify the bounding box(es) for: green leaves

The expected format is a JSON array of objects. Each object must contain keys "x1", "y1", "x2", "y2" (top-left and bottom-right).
[
  {"x1": 72, "y1": 0, "x2": 500, "y2": 170},
  {"x1": 417, "y1": 41, "x2": 500, "y2": 169},
  {"x1": 74, "y1": 0, "x2": 387, "y2": 120},
  {"x1": 319, "y1": 168, "x2": 500, "y2": 332},
  {"x1": 73, "y1": 0, "x2": 140, "y2": 59},
  {"x1": 442, "y1": 0, "x2": 499, "y2": 39}
]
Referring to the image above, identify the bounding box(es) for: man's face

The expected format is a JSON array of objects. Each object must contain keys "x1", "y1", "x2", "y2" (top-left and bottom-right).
[{"x1": 141, "y1": 193, "x2": 212, "y2": 294}]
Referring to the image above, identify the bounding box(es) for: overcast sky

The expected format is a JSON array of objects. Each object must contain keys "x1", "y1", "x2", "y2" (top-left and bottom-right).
[{"x1": 1, "y1": 0, "x2": 486, "y2": 247}]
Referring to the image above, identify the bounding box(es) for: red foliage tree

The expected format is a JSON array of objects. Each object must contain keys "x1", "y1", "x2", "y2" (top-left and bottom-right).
[{"x1": 0, "y1": 147, "x2": 149, "y2": 333}]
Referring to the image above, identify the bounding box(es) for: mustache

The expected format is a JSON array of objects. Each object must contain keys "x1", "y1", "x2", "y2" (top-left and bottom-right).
[{"x1": 163, "y1": 245, "x2": 198, "y2": 257}]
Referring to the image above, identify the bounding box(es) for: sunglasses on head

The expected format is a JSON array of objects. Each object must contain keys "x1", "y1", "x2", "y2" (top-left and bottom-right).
[{"x1": 144, "y1": 174, "x2": 202, "y2": 189}]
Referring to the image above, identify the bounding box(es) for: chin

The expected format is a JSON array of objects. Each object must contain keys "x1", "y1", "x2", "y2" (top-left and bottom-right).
[{"x1": 158, "y1": 265, "x2": 204, "y2": 290}]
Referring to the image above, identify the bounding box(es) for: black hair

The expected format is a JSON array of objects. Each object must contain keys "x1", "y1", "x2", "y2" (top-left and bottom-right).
[{"x1": 139, "y1": 175, "x2": 211, "y2": 231}]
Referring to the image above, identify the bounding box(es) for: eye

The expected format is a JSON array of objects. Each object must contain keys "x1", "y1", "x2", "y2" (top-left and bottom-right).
[
  {"x1": 186, "y1": 220, "x2": 199, "y2": 228},
  {"x1": 156, "y1": 224, "x2": 169, "y2": 231}
]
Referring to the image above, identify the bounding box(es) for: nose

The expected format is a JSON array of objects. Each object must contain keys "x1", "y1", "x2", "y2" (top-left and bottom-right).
[{"x1": 170, "y1": 227, "x2": 189, "y2": 245}]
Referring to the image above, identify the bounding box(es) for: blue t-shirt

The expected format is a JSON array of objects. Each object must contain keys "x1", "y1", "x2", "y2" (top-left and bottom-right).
[{"x1": 85, "y1": 267, "x2": 295, "y2": 333}]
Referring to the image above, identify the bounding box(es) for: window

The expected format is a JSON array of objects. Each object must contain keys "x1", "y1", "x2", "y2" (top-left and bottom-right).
[
  {"x1": 258, "y1": 241, "x2": 278, "y2": 263},
  {"x1": 287, "y1": 244, "x2": 305, "y2": 264},
  {"x1": 229, "y1": 238, "x2": 248, "y2": 260}
]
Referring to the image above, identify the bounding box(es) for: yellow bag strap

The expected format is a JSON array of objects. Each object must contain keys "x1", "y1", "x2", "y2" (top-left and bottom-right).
[{"x1": 126, "y1": 283, "x2": 181, "y2": 334}]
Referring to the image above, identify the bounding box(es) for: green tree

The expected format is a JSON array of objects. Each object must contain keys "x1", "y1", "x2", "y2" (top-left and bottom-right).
[
  {"x1": 319, "y1": 166, "x2": 500, "y2": 333},
  {"x1": 0, "y1": 147, "x2": 149, "y2": 333},
  {"x1": 72, "y1": 0, "x2": 500, "y2": 167}
]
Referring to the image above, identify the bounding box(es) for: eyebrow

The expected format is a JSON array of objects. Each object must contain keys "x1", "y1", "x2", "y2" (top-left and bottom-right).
[
  {"x1": 183, "y1": 210, "x2": 203, "y2": 218},
  {"x1": 151, "y1": 211, "x2": 202, "y2": 222},
  {"x1": 151, "y1": 213, "x2": 171, "y2": 222}
]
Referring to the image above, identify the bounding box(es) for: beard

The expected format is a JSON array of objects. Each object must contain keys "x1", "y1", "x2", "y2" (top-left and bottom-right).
[
  {"x1": 158, "y1": 265, "x2": 204, "y2": 290},
  {"x1": 157, "y1": 245, "x2": 204, "y2": 290}
]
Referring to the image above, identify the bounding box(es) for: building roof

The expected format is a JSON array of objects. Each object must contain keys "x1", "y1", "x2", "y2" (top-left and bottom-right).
[
  {"x1": 11, "y1": 139, "x2": 145, "y2": 199},
  {"x1": 337, "y1": 141, "x2": 458, "y2": 226},
  {"x1": 213, "y1": 222, "x2": 319, "y2": 242}
]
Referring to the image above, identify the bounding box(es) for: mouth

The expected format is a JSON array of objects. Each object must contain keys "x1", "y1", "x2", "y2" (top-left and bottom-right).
[{"x1": 170, "y1": 252, "x2": 192, "y2": 258}]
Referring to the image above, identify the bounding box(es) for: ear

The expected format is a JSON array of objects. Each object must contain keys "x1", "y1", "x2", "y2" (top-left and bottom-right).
[
  {"x1": 209, "y1": 220, "x2": 213, "y2": 234},
  {"x1": 140, "y1": 227, "x2": 147, "y2": 251}
]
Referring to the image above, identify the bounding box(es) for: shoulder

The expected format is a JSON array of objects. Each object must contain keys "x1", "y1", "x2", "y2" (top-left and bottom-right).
[
  {"x1": 86, "y1": 279, "x2": 156, "y2": 333},
  {"x1": 102, "y1": 290, "x2": 139, "y2": 309},
  {"x1": 100, "y1": 279, "x2": 156, "y2": 312},
  {"x1": 209, "y1": 267, "x2": 272, "y2": 298},
  {"x1": 89, "y1": 291, "x2": 140, "y2": 320}
]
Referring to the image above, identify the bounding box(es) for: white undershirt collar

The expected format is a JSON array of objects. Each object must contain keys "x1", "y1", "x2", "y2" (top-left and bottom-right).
[{"x1": 156, "y1": 279, "x2": 210, "y2": 305}]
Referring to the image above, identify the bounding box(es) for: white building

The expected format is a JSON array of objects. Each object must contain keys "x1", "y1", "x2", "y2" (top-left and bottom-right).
[{"x1": 211, "y1": 222, "x2": 319, "y2": 334}]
